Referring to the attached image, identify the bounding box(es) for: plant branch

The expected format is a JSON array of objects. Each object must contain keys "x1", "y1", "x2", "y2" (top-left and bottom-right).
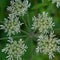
[{"x1": 0, "y1": 35, "x2": 27, "y2": 40}]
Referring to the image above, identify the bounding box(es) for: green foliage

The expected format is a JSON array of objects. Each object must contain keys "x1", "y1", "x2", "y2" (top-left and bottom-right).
[{"x1": 0, "y1": 0, "x2": 60, "y2": 60}]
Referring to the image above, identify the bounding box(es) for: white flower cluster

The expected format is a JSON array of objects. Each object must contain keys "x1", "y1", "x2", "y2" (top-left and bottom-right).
[
  {"x1": 2, "y1": 39, "x2": 27, "y2": 60},
  {"x1": 0, "y1": 0, "x2": 31, "y2": 37},
  {"x1": 36, "y1": 32, "x2": 60, "y2": 59},
  {"x1": 1, "y1": 14, "x2": 22, "y2": 37},
  {"x1": 32, "y1": 12, "x2": 55, "y2": 34},
  {"x1": 52, "y1": 0, "x2": 60, "y2": 8},
  {"x1": 0, "y1": 0, "x2": 30, "y2": 60},
  {"x1": 7, "y1": 0, "x2": 31, "y2": 16},
  {"x1": 32, "y1": 12, "x2": 60, "y2": 59}
]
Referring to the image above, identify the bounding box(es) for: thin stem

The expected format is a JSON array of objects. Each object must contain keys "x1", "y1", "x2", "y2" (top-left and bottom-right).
[
  {"x1": 26, "y1": 13, "x2": 31, "y2": 30},
  {"x1": 21, "y1": 29, "x2": 28, "y2": 35},
  {"x1": 0, "y1": 35, "x2": 27, "y2": 40},
  {"x1": 22, "y1": 16, "x2": 29, "y2": 30},
  {"x1": 33, "y1": 0, "x2": 38, "y2": 16}
]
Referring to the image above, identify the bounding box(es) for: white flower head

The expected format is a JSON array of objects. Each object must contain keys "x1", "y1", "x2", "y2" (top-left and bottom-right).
[
  {"x1": 2, "y1": 39, "x2": 27, "y2": 60},
  {"x1": 7, "y1": 0, "x2": 31, "y2": 16},
  {"x1": 32, "y1": 12, "x2": 55, "y2": 34},
  {"x1": 1, "y1": 14, "x2": 22, "y2": 37},
  {"x1": 36, "y1": 31, "x2": 60, "y2": 59},
  {"x1": 52, "y1": 0, "x2": 60, "y2": 8}
]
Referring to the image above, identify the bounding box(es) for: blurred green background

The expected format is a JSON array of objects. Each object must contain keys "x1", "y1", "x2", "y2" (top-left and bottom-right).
[{"x1": 0, "y1": 0, "x2": 60, "y2": 60}]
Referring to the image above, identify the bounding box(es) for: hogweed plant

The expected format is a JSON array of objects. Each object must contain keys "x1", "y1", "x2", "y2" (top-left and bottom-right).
[{"x1": 0, "y1": 0, "x2": 60, "y2": 60}]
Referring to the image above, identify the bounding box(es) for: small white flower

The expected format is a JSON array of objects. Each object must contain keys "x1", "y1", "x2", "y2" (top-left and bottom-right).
[
  {"x1": 32, "y1": 12, "x2": 55, "y2": 34},
  {"x1": 2, "y1": 39, "x2": 27, "y2": 60},
  {"x1": 52, "y1": 0, "x2": 60, "y2": 8},
  {"x1": 1, "y1": 14, "x2": 22, "y2": 37},
  {"x1": 7, "y1": 0, "x2": 31, "y2": 16},
  {"x1": 36, "y1": 31, "x2": 60, "y2": 59}
]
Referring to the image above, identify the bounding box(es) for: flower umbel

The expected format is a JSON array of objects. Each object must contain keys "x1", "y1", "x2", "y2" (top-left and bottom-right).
[
  {"x1": 7, "y1": 0, "x2": 31, "y2": 16},
  {"x1": 36, "y1": 32, "x2": 60, "y2": 59},
  {"x1": 32, "y1": 12, "x2": 55, "y2": 34},
  {"x1": 52, "y1": 0, "x2": 60, "y2": 8},
  {"x1": 0, "y1": 14, "x2": 22, "y2": 37},
  {"x1": 2, "y1": 39, "x2": 27, "y2": 60}
]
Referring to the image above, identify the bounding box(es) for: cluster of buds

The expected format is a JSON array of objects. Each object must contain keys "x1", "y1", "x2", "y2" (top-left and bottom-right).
[
  {"x1": 0, "y1": 0, "x2": 60, "y2": 60},
  {"x1": 7, "y1": 0, "x2": 31, "y2": 16},
  {"x1": 32, "y1": 12, "x2": 60, "y2": 59},
  {"x1": 2, "y1": 39, "x2": 27, "y2": 60},
  {"x1": 32, "y1": 12, "x2": 55, "y2": 34},
  {"x1": 0, "y1": 0, "x2": 30, "y2": 60},
  {"x1": 0, "y1": 14, "x2": 22, "y2": 37},
  {"x1": 36, "y1": 32, "x2": 60, "y2": 59}
]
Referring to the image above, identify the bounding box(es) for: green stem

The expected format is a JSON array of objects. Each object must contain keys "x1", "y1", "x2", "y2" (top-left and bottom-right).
[
  {"x1": 0, "y1": 35, "x2": 27, "y2": 40},
  {"x1": 21, "y1": 29, "x2": 28, "y2": 35},
  {"x1": 33, "y1": 0, "x2": 38, "y2": 16},
  {"x1": 22, "y1": 16, "x2": 29, "y2": 30},
  {"x1": 26, "y1": 13, "x2": 31, "y2": 30}
]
